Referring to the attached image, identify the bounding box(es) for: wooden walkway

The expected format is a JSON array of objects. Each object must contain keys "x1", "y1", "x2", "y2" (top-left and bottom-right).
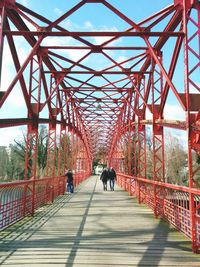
[{"x1": 0, "y1": 175, "x2": 200, "y2": 267}]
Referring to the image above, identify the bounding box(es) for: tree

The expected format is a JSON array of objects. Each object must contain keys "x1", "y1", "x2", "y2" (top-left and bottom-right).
[
  {"x1": 37, "y1": 125, "x2": 48, "y2": 176},
  {"x1": 4, "y1": 126, "x2": 48, "y2": 180},
  {"x1": 191, "y1": 153, "x2": 200, "y2": 188},
  {"x1": 0, "y1": 146, "x2": 9, "y2": 180},
  {"x1": 165, "y1": 133, "x2": 187, "y2": 185},
  {"x1": 145, "y1": 129, "x2": 187, "y2": 184},
  {"x1": 14, "y1": 125, "x2": 48, "y2": 178},
  {"x1": 146, "y1": 127, "x2": 153, "y2": 179},
  {"x1": 6, "y1": 144, "x2": 24, "y2": 180},
  {"x1": 0, "y1": 126, "x2": 74, "y2": 181}
]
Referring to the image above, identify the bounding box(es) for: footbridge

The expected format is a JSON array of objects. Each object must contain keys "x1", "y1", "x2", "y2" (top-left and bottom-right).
[{"x1": 0, "y1": 0, "x2": 200, "y2": 263}]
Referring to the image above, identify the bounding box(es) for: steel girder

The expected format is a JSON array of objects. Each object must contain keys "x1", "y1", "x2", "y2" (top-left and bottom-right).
[{"x1": 0, "y1": 0, "x2": 200, "y2": 252}]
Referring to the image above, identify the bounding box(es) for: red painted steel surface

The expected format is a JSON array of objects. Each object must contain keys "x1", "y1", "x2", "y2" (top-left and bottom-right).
[{"x1": 0, "y1": 0, "x2": 200, "y2": 253}]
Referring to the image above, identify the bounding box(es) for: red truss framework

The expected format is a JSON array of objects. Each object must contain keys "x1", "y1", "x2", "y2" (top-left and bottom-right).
[{"x1": 0, "y1": 0, "x2": 200, "y2": 252}]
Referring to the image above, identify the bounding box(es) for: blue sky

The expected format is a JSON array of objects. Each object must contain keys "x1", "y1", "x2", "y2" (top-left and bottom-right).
[
  {"x1": 20, "y1": 0, "x2": 173, "y2": 23},
  {"x1": 0, "y1": 0, "x2": 195, "y2": 146}
]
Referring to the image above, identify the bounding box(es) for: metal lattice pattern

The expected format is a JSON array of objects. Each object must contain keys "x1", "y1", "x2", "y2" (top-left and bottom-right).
[{"x1": 0, "y1": 0, "x2": 200, "y2": 253}]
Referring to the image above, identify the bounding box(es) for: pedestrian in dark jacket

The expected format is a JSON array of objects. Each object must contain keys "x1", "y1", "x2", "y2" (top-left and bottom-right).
[
  {"x1": 108, "y1": 167, "x2": 116, "y2": 191},
  {"x1": 100, "y1": 168, "x2": 109, "y2": 191},
  {"x1": 65, "y1": 169, "x2": 74, "y2": 193}
]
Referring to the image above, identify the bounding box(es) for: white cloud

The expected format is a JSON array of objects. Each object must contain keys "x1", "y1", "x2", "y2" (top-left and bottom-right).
[
  {"x1": 2, "y1": 38, "x2": 30, "y2": 69},
  {"x1": 92, "y1": 26, "x2": 119, "y2": 45},
  {"x1": 165, "y1": 128, "x2": 187, "y2": 148},
  {"x1": 164, "y1": 103, "x2": 185, "y2": 121},
  {"x1": 18, "y1": 0, "x2": 28, "y2": 6},
  {"x1": 6, "y1": 88, "x2": 25, "y2": 109},
  {"x1": 42, "y1": 36, "x2": 71, "y2": 46},
  {"x1": 64, "y1": 19, "x2": 94, "y2": 31},
  {"x1": 145, "y1": 108, "x2": 152, "y2": 120},
  {"x1": 116, "y1": 56, "x2": 127, "y2": 63},
  {"x1": 84, "y1": 21, "x2": 93, "y2": 29},
  {"x1": 143, "y1": 103, "x2": 185, "y2": 121},
  {"x1": 18, "y1": 46, "x2": 30, "y2": 65},
  {"x1": 42, "y1": 21, "x2": 122, "y2": 63},
  {"x1": 115, "y1": 55, "x2": 132, "y2": 68},
  {"x1": 62, "y1": 19, "x2": 120, "y2": 46},
  {"x1": 1, "y1": 41, "x2": 29, "y2": 115},
  {"x1": 0, "y1": 127, "x2": 25, "y2": 146},
  {"x1": 65, "y1": 49, "x2": 89, "y2": 62},
  {"x1": 189, "y1": 83, "x2": 200, "y2": 93},
  {"x1": 65, "y1": 19, "x2": 73, "y2": 29},
  {"x1": 2, "y1": 43, "x2": 13, "y2": 68},
  {"x1": 42, "y1": 36, "x2": 89, "y2": 62},
  {"x1": 54, "y1": 8, "x2": 63, "y2": 16}
]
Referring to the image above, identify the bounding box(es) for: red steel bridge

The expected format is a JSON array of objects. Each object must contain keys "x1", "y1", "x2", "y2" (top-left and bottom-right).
[{"x1": 0, "y1": 0, "x2": 200, "y2": 254}]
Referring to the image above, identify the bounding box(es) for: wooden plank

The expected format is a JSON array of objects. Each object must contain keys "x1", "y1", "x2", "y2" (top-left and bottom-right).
[{"x1": 0, "y1": 176, "x2": 200, "y2": 266}]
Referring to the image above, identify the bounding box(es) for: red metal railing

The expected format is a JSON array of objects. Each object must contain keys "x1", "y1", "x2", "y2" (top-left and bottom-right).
[
  {"x1": 117, "y1": 173, "x2": 200, "y2": 253},
  {"x1": 73, "y1": 172, "x2": 89, "y2": 187},
  {"x1": 0, "y1": 172, "x2": 89, "y2": 230}
]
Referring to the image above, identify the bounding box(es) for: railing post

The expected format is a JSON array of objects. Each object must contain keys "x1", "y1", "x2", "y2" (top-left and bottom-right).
[
  {"x1": 151, "y1": 56, "x2": 165, "y2": 218},
  {"x1": 46, "y1": 73, "x2": 64, "y2": 201},
  {"x1": 138, "y1": 125, "x2": 146, "y2": 203},
  {"x1": 24, "y1": 55, "x2": 43, "y2": 215}
]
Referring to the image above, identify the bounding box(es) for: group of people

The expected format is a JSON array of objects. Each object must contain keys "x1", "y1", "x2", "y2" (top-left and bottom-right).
[
  {"x1": 100, "y1": 167, "x2": 116, "y2": 191},
  {"x1": 65, "y1": 167, "x2": 117, "y2": 193}
]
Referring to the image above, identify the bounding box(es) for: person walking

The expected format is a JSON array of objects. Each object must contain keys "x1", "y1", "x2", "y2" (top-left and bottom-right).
[
  {"x1": 100, "y1": 168, "x2": 109, "y2": 191},
  {"x1": 65, "y1": 169, "x2": 74, "y2": 193},
  {"x1": 109, "y1": 167, "x2": 116, "y2": 191}
]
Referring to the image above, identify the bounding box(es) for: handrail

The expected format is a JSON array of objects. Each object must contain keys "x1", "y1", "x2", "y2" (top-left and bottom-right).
[
  {"x1": 0, "y1": 172, "x2": 90, "y2": 230},
  {"x1": 117, "y1": 172, "x2": 200, "y2": 195}
]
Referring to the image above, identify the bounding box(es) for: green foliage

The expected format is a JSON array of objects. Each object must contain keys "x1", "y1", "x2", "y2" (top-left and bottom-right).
[
  {"x1": 12, "y1": 125, "x2": 48, "y2": 179},
  {"x1": 196, "y1": 154, "x2": 200, "y2": 165},
  {"x1": 0, "y1": 125, "x2": 78, "y2": 181},
  {"x1": 0, "y1": 126, "x2": 49, "y2": 182},
  {"x1": 0, "y1": 146, "x2": 9, "y2": 179},
  {"x1": 165, "y1": 135, "x2": 187, "y2": 185},
  {"x1": 123, "y1": 133, "x2": 138, "y2": 176},
  {"x1": 37, "y1": 125, "x2": 48, "y2": 171},
  {"x1": 6, "y1": 144, "x2": 24, "y2": 180}
]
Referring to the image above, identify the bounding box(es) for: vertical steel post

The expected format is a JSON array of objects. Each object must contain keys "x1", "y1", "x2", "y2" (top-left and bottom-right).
[
  {"x1": 46, "y1": 75, "x2": 61, "y2": 201},
  {"x1": 57, "y1": 124, "x2": 67, "y2": 177},
  {"x1": 151, "y1": 57, "x2": 165, "y2": 217},
  {"x1": 0, "y1": 3, "x2": 6, "y2": 88},
  {"x1": 46, "y1": 122, "x2": 57, "y2": 177},
  {"x1": 24, "y1": 55, "x2": 42, "y2": 215}
]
